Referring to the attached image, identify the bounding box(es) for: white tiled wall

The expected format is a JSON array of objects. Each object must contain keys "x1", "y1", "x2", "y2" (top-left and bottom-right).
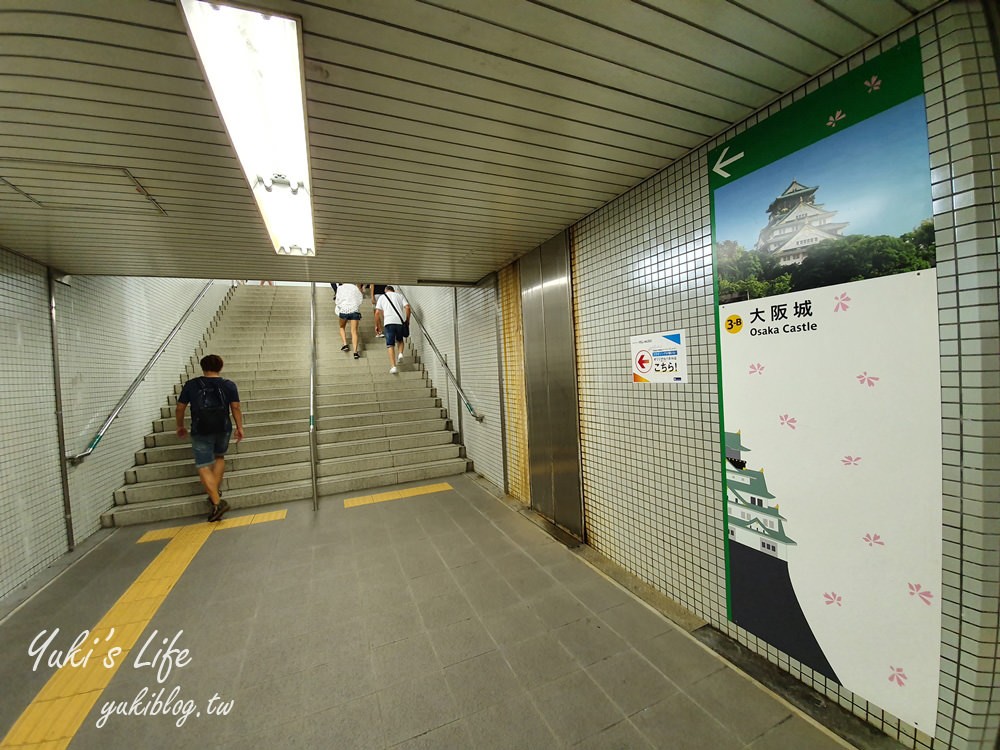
[
  {"x1": 455, "y1": 284, "x2": 504, "y2": 490},
  {"x1": 920, "y1": 4, "x2": 1000, "y2": 747},
  {"x1": 57, "y1": 276, "x2": 230, "y2": 544},
  {"x1": 401, "y1": 285, "x2": 460, "y2": 436},
  {"x1": 0, "y1": 252, "x2": 66, "y2": 600},
  {"x1": 402, "y1": 284, "x2": 506, "y2": 490},
  {"x1": 0, "y1": 246, "x2": 230, "y2": 599},
  {"x1": 571, "y1": 3, "x2": 998, "y2": 749}
]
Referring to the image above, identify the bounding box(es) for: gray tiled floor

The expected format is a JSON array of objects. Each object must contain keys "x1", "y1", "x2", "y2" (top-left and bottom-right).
[{"x1": 0, "y1": 473, "x2": 853, "y2": 749}]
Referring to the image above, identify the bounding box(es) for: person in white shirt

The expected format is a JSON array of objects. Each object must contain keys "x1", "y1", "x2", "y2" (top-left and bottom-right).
[
  {"x1": 374, "y1": 285, "x2": 410, "y2": 374},
  {"x1": 335, "y1": 283, "x2": 364, "y2": 359}
]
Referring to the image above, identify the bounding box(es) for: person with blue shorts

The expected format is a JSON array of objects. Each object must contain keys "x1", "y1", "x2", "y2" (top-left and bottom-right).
[
  {"x1": 374, "y1": 285, "x2": 410, "y2": 374},
  {"x1": 175, "y1": 354, "x2": 243, "y2": 521}
]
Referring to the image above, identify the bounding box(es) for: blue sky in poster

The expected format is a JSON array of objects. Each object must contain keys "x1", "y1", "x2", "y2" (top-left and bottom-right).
[{"x1": 714, "y1": 96, "x2": 932, "y2": 251}]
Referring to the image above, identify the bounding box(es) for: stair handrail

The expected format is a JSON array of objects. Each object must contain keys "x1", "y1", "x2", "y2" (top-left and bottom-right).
[
  {"x1": 67, "y1": 280, "x2": 219, "y2": 466},
  {"x1": 398, "y1": 287, "x2": 484, "y2": 423},
  {"x1": 308, "y1": 282, "x2": 319, "y2": 510}
]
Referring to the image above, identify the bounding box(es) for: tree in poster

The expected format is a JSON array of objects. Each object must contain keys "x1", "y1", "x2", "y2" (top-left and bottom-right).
[{"x1": 718, "y1": 219, "x2": 934, "y2": 301}]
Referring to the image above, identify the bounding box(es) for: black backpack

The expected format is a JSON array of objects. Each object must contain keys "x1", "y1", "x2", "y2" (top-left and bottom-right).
[{"x1": 192, "y1": 377, "x2": 229, "y2": 435}]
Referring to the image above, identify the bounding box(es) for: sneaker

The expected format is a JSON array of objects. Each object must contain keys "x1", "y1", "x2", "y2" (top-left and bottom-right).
[
  {"x1": 389, "y1": 366, "x2": 398, "y2": 374},
  {"x1": 340, "y1": 344, "x2": 349, "y2": 352},
  {"x1": 376, "y1": 333, "x2": 385, "y2": 338},
  {"x1": 353, "y1": 351, "x2": 360, "y2": 359},
  {"x1": 396, "y1": 352, "x2": 403, "y2": 362},
  {"x1": 205, "y1": 493, "x2": 222, "y2": 518},
  {"x1": 208, "y1": 499, "x2": 230, "y2": 523}
]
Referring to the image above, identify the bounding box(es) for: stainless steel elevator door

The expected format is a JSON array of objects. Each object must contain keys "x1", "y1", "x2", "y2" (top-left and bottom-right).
[{"x1": 519, "y1": 232, "x2": 584, "y2": 539}]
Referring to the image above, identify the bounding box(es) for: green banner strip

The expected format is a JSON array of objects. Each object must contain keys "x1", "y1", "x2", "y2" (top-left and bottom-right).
[{"x1": 708, "y1": 36, "x2": 923, "y2": 190}]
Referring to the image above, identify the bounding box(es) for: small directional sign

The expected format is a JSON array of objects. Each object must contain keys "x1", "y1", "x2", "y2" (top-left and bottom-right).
[{"x1": 631, "y1": 330, "x2": 687, "y2": 383}]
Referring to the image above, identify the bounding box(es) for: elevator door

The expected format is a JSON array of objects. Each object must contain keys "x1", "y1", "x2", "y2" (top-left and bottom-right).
[{"x1": 519, "y1": 232, "x2": 584, "y2": 539}]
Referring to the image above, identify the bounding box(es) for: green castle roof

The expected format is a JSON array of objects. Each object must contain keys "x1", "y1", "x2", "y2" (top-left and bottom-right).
[
  {"x1": 728, "y1": 515, "x2": 797, "y2": 545},
  {"x1": 726, "y1": 467, "x2": 775, "y2": 499},
  {"x1": 729, "y1": 489, "x2": 785, "y2": 519},
  {"x1": 724, "y1": 431, "x2": 751, "y2": 452}
]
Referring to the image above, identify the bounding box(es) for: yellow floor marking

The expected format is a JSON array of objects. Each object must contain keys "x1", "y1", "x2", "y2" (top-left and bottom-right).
[
  {"x1": 137, "y1": 509, "x2": 287, "y2": 541},
  {"x1": 2, "y1": 510, "x2": 286, "y2": 749},
  {"x1": 136, "y1": 527, "x2": 180, "y2": 543},
  {"x1": 250, "y1": 510, "x2": 287, "y2": 524},
  {"x1": 344, "y1": 482, "x2": 453, "y2": 508}
]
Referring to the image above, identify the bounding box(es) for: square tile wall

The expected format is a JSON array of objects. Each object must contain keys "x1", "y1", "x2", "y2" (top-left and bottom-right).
[
  {"x1": 401, "y1": 285, "x2": 460, "y2": 429},
  {"x1": 56, "y1": 276, "x2": 230, "y2": 544},
  {"x1": 402, "y1": 284, "x2": 507, "y2": 492},
  {"x1": 570, "y1": 3, "x2": 999, "y2": 749},
  {"x1": 0, "y1": 251, "x2": 66, "y2": 600},
  {"x1": 455, "y1": 284, "x2": 505, "y2": 490},
  {"x1": 0, "y1": 249, "x2": 231, "y2": 600}
]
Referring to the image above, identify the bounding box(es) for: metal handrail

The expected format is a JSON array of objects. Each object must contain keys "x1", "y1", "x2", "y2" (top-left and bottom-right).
[
  {"x1": 308, "y1": 282, "x2": 319, "y2": 510},
  {"x1": 399, "y1": 287, "x2": 484, "y2": 422},
  {"x1": 67, "y1": 281, "x2": 218, "y2": 466}
]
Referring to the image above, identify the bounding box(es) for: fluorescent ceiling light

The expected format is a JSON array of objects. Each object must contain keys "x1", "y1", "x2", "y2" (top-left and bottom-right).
[{"x1": 179, "y1": 0, "x2": 314, "y2": 256}]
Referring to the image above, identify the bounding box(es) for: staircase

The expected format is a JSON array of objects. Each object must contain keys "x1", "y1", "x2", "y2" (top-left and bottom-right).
[{"x1": 102, "y1": 285, "x2": 469, "y2": 527}]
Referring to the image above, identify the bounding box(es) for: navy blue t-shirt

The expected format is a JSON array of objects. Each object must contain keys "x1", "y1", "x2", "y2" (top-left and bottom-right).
[{"x1": 178, "y1": 377, "x2": 240, "y2": 434}]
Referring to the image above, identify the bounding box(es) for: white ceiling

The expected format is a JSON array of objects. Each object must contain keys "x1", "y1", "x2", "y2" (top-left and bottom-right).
[{"x1": 0, "y1": 0, "x2": 938, "y2": 284}]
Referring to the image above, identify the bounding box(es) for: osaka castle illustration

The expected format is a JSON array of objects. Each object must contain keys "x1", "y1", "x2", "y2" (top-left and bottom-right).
[
  {"x1": 753, "y1": 180, "x2": 849, "y2": 266},
  {"x1": 725, "y1": 431, "x2": 796, "y2": 560}
]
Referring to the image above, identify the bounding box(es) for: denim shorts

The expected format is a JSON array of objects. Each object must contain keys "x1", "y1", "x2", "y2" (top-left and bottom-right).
[
  {"x1": 339, "y1": 312, "x2": 361, "y2": 321},
  {"x1": 384, "y1": 323, "x2": 404, "y2": 347},
  {"x1": 191, "y1": 431, "x2": 232, "y2": 469}
]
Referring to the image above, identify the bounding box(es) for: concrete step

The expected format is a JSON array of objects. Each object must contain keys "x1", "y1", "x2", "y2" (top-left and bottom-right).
[
  {"x1": 101, "y1": 458, "x2": 470, "y2": 528},
  {"x1": 316, "y1": 373, "x2": 426, "y2": 393},
  {"x1": 318, "y1": 457, "x2": 470, "y2": 496},
  {"x1": 318, "y1": 406, "x2": 446, "y2": 431},
  {"x1": 159, "y1": 394, "x2": 312, "y2": 418},
  {"x1": 157, "y1": 394, "x2": 435, "y2": 428},
  {"x1": 136, "y1": 432, "x2": 310, "y2": 465},
  {"x1": 146, "y1": 418, "x2": 308, "y2": 445},
  {"x1": 317, "y1": 418, "x2": 451, "y2": 444},
  {"x1": 125, "y1": 430, "x2": 461, "y2": 486},
  {"x1": 127, "y1": 443, "x2": 312, "y2": 483},
  {"x1": 101, "y1": 461, "x2": 472, "y2": 527},
  {"x1": 101, "y1": 479, "x2": 315, "y2": 527},
  {"x1": 172, "y1": 377, "x2": 311, "y2": 394},
  {"x1": 153, "y1": 407, "x2": 311, "y2": 431},
  {"x1": 114, "y1": 460, "x2": 313, "y2": 504},
  {"x1": 317, "y1": 444, "x2": 462, "y2": 477},
  {"x1": 163, "y1": 380, "x2": 431, "y2": 406},
  {"x1": 317, "y1": 386, "x2": 434, "y2": 406},
  {"x1": 317, "y1": 397, "x2": 440, "y2": 418},
  {"x1": 316, "y1": 430, "x2": 455, "y2": 461}
]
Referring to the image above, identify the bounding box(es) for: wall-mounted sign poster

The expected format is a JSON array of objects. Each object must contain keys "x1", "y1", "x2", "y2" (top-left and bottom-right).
[
  {"x1": 631, "y1": 330, "x2": 687, "y2": 383},
  {"x1": 709, "y1": 37, "x2": 941, "y2": 731}
]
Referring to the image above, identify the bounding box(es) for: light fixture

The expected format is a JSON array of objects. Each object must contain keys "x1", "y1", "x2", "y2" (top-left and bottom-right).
[{"x1": 178, "y1": 0, "x2": 315, "y2": 256}]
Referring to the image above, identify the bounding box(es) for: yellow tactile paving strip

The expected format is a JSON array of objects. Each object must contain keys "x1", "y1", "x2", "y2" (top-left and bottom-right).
[
  {"x1": 1, "y1": 509, "x2": 286, "y2": 750},
  {"x1": 344, "y1": 482, "x2": 453, "y2": 508}
]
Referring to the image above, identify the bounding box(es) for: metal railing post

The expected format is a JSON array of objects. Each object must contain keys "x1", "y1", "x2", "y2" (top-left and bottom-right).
[
  {"x1": 308, "y1": 282, "x2": 319, "y2": 510},
  {"x1": 48, "y1": 269, "x2": 75, "y2": 550}
]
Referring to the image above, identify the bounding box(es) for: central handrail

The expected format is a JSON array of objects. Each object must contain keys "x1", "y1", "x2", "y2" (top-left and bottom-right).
[
  {"x1": 308, "y1": 282, "x2": 319, "y2": 510},
  {"x1": 67, "y1": 280, "x2": 218, "y2": 466},
  {"x1": 399, "y1": 287, "x2": 484, "y2": 423}
]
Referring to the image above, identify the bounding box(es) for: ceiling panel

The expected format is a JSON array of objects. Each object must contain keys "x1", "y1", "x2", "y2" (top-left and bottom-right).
[{"x1": 0, "y1": 0, "x2": 941, "y2": 283}]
